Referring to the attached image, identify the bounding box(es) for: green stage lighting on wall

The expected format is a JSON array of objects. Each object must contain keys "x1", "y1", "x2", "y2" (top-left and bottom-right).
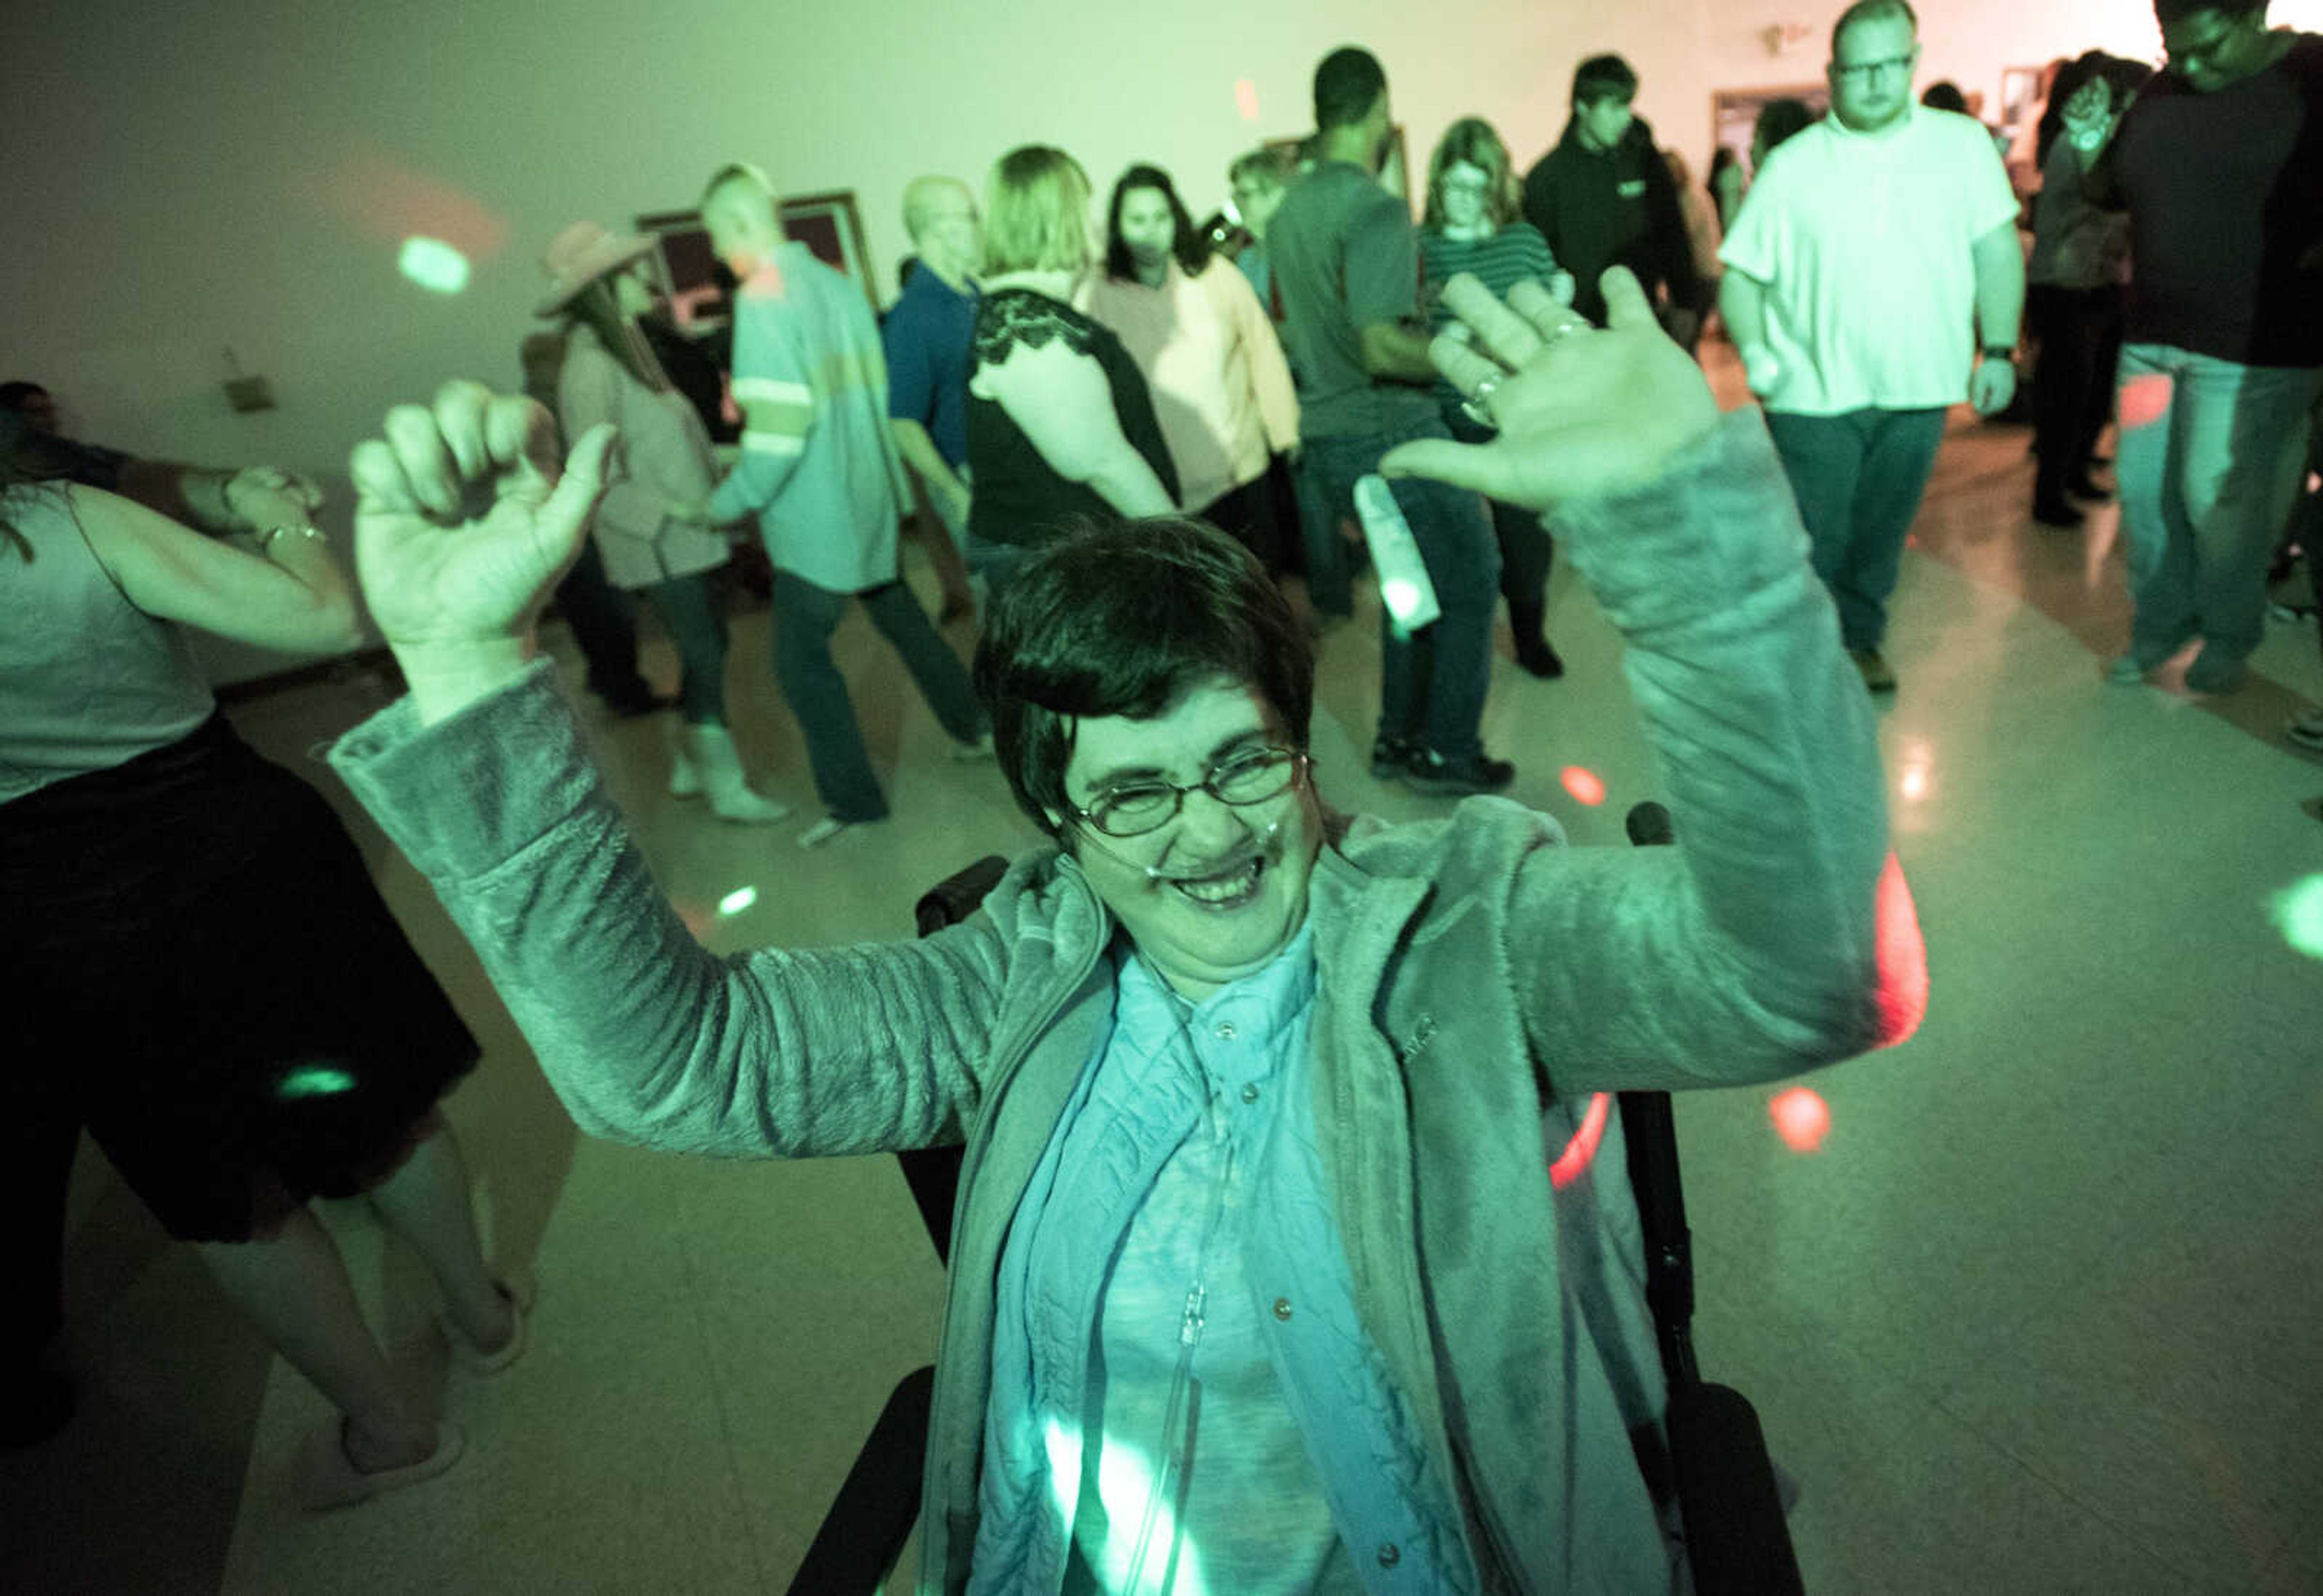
[{"x1": 399, "y1": 236, "x2": 471, "y2": 295}]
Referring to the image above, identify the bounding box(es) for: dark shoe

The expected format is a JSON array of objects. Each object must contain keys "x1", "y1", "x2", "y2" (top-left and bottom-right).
[
  {"x1": 1514, "y1": 636, "x2": 1566, "y2": 679},
  {"x1": 2066, "y1": 474, "x2": 2112, "y2": 503},
  {"x1": 1, "y1": 1370, "x2": 75, "y2": 1450},
  {"x1": 1404, "y1": 748, "x2": 1517, "y2": 796},
  {"x1": 2031, "y1": 497, "x2": 2086, "y2": 529},
  {"x1": 2184, "y1": 652, "x2": 2248, "y2": 695},
  {"x1": 1848, "y1": 646, "x2": 1898, "y2": 693},
  {"x1": 1369, "y1": 736, "x2": 1415, "y2": 779}
]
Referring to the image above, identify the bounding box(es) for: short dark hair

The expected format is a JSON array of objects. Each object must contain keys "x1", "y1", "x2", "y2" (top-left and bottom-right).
[
  {"x1": 0, "y1": 382, "x2": 48, "y2": 412},
  {"x1": 1832, "y1": 0, "x2": 1918, "y2": 54},
  {"x1": 1314, "y1": 47, "x2": 1387, "y2": 132},
  {"x1": 1105, "y1": 164, "x2": 1212, "y2": 282},
  {"x1": 1919, "y1": 80, "x2": 1970, "y2": 113},
  {"x1": 973, "y1": 518, "x2": 1315, "y2": 843},
  {"x1": 1753, "y1": 98, "x2": 1818, "y2": 158},
  {"x1": 2154, "y1": 0, "x2": 2266, "y2": 22},
  {"x1": 1571, "y1": 54, "x2": 1639, "y2": 108}
]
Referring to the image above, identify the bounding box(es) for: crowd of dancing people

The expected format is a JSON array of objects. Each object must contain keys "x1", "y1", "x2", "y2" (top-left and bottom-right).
[{"x1": 2, "y1": 0, "x2": 2317, "y2": 1586}]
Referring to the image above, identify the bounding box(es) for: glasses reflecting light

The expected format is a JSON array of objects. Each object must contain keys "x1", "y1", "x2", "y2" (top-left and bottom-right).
[{"x1": 1072, "y1": 748, "x2": 1307, "y2": 838}]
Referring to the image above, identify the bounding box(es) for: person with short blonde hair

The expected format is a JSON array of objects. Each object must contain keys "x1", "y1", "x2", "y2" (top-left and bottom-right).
[
  {"x1": 981, "y1": 145, "x2": 1096, "y2": 277},
  {"x1": 963, "y1": 144, "x2": 1179, "y2": 595}
]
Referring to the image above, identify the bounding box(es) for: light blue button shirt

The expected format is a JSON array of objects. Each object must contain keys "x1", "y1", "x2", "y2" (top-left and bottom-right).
[{"x1": 969, "y1": 924, "x2": 1471, "y2": 1594}]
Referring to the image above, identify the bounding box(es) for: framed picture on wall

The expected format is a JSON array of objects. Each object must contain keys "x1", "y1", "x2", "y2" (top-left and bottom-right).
[
  {"x1": 1263, "y1": 125, "x2": 1411, "y2": 208},
  {"x1": 1999, "y1": 66, "x2": 2045, "y2": 139},
  {"x1": 1711, "y1": 84, "x2": 1829, "y2": 171},
  {"x1": 636, "y1": 189, "x2": 878, "y2": 329}
]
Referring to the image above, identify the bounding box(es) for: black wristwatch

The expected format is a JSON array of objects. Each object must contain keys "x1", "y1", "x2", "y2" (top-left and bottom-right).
[{"x1": 1982, "y1": 345, "x2": 2018, "y2": 363}]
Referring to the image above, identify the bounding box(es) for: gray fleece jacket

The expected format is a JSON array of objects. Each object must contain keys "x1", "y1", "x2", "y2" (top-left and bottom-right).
[{"x1": 329, "y1": 407, "x2": 1916, "y2": 1594}]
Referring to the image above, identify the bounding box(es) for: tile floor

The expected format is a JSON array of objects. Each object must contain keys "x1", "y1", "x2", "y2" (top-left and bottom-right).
[{"x1": 5, "y1": 358, "x2": 2321, "y2": 1595}]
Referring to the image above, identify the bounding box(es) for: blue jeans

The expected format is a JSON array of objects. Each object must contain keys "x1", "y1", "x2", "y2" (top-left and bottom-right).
[
  {"x1": 1303, "y1": 419, "x2": 1501, "y2": 760},
  {"x1": 771, "y1": 572, "x2": 987, "y2": 822},
  {"x1": 1762, "y1": 408, "x2": 1949, "y2": 652},
  {"x1": 2114, "y1": 344, "x2": 2323, "y2": 669}
]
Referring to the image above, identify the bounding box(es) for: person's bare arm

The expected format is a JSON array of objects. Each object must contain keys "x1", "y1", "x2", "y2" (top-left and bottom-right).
[
  {"x1": 975, "y1": 339, "x2": 1175, "y2": 516},
  {"x1": 890, "y1": 418, "x2": 971, "y2": 521},
  {"x1": 1718, "y1": 269, "x2": 1783, "y2": 396},
  {"x1": 1970, "y1": 220, "x2": 2026, "y2": 350},
  {"x1": 71, "y1": 482, "x2": 363, "y2": 654},
  {"x1": 112, "y1": 459, "x2": 322, "y2": 537},
  {"x1": 1358, "y1": 321, "x2": 1442, "y2": 384}
]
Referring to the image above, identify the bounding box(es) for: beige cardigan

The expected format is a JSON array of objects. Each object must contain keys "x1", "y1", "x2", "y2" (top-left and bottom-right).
[
  {"x1": 1077, "y1": 258, "x2": 1301, "y2": 514},
  {"x1": 557, "y1": 325, "x2": 733, "y2": 590}
]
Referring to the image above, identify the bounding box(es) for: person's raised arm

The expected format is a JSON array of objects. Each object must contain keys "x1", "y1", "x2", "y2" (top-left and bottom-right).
[
  {"x1": 72, "y1": 480, "x2": 363, "y2": 655},
  {"x1": 350, "y1": 383, "x2": 616, "y2": 724},
  {"x1": 1383, "y1": 270, "x2": 1924, "y2": 1093},
  {"x1": 335, "y1": 379, "x2": 1008, "y2": 1157},
  {"x1": 976, "y1": 338, "x2": 1175, "y2": 516}
]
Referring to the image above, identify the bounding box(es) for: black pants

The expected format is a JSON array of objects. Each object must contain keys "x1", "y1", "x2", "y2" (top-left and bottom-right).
[
  {"x1": 1198, "y1": 474, "x2": 1289, "y2": 575},
  {"x1": 2028, "y1": 283, "x2": 2125, "y2": 506},
  {"x1": 553, "y1": 538, "x2": 733, "y2": 723},
  {"x1": 1445, "y1": 404, "x2": 1557, "y2": 643}
]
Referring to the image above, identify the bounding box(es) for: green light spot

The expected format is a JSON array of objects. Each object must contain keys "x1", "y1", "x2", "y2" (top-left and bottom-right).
[
  {"x1": 398, "y1": 237, "x2": 471, "y2": 295},
  {"x1": 719, "y1": 886, "x2": 759, "y2": 917},
  {"x1": 278, "y1": 1065, "x2": 357, "y2": 1099},
  {"x1": 2270, "y1": 874, "x2": 2323, "y2": 961}
]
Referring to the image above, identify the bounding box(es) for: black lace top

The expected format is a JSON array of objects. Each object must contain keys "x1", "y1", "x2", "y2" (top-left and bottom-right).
[{"x1": 965, "y1": 288, "x2": 1180, "y2": 547}]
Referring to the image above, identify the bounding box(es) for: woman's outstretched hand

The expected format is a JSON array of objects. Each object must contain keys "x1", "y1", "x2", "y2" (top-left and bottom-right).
[
  {"x1": 1381, "y1": 266, "x2": 1720, "y2": 508},
  {"x1": 350, "y1": 381, "x2": 616, "y2": 722}
]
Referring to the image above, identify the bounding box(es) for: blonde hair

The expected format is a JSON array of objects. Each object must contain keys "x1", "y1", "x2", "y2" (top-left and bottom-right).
[
  {"x1": 982, "y1": 146, "x2": 1093, "y2": 275},
  {"x1": 1423, "y1": 118, "x2": 1521, "y2": 230}
]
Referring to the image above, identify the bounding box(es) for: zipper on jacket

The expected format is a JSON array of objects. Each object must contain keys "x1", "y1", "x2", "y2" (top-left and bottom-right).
[{"x1": 920, "y1": 867, "x2": 1110, "y2": 1585}]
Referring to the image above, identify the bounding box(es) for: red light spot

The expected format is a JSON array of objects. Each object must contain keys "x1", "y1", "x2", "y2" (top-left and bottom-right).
[
  {"x1": 1235, "y1": 79, "x2": 1261, "y2": 121},
  {"x1": 1906, "y1": 535, "x2": 1919, "y2": 548},
  {"x1": 1549, "y1": 1092, "x2": 1612, "y2": 1189},
  {"x1": 1769, "y1": 1087, "x2": 1831, "y2": 1152},
  {"x1": 1560, "y1": 766, "x2": 1607, "y2": 806},
  {"x1": 1873, "y1": 851, "x2": 1929, "y2": 1047},
  {"x1": 2119, "y1": 373, "x2": 2172, "y2": 431}
]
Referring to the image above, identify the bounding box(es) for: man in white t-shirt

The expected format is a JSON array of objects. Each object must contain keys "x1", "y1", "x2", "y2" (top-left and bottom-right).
[{"x1": 1719, "y1": 0, "x2": 2025, "y2": 692}]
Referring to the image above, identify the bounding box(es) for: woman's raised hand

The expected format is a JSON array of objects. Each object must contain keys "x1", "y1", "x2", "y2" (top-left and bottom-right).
[
  {"x1": 1381, "y1": 267, "x2": 1720, "y2": 509},
  {"x1": 350, "y1": 382, "x2": 615, "y2": 721}
]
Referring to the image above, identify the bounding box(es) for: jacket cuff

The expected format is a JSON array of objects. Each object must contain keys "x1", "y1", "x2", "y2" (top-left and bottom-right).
[
  {"x1": 327, "y1": 659, "x2": 602, "y2": 883},
  {"x1": 1553, "y1": 408, "x2": 1814, "y2": 635}
]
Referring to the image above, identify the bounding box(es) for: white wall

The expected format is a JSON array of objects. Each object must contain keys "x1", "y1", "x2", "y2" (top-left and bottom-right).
[{"x1": 11, "y1": 0, "x2": 2307, "y2": 681}]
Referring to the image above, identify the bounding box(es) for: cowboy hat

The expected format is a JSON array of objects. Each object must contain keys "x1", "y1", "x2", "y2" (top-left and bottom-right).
[{"x1": 535, "y1": 221, "x2": 658, "y2": 317}]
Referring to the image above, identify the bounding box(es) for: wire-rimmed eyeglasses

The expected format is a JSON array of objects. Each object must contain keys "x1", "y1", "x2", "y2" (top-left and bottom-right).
[{"x1": 1068, "y1": 747, "x2": 1310, "y2": 838}]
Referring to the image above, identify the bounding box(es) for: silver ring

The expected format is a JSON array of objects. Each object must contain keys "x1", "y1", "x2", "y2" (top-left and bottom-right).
[
  {"x1": 1544, "y1": 316, "x2": 1589, "y2": 344},
  {"x1": 1463, "y1": 373, "x2": 1501, "y2": 427}
]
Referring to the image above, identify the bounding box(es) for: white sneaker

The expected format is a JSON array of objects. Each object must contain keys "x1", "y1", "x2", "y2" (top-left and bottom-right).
[
  {"x1": 796, "y1": 816, "x2": 855, "y2": 849},
  {"x1": 683, "y1": 724, "x2": 792, "y2": 825}
]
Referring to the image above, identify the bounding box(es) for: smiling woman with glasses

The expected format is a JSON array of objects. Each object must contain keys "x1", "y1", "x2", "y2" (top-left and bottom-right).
[{"x1": 326, "y1": 260, "x2": 1925, "y2": 1588}]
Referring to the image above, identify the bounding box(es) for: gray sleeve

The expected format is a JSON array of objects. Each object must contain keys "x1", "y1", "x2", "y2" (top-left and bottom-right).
[
  {"x1": 328, "y1": 663, "x2": 1008, "y2": 1157},
  {"x1": 1507, "y1": 410, "x2": 1915, "y2": 1093},
  {"x1": 1342, "y1": 191, "x2": 1423, "y2": 330}
]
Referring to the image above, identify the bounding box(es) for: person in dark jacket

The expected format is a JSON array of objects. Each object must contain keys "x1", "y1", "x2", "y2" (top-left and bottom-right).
[{"x1": 1520, "y1": 54, "x2": 1702, "y2": 342}]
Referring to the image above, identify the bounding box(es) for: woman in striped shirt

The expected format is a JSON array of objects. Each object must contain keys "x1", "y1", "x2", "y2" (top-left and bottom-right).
[{"x1": 1419, "y1": 119, "x2": 1575, "y2": 678}]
